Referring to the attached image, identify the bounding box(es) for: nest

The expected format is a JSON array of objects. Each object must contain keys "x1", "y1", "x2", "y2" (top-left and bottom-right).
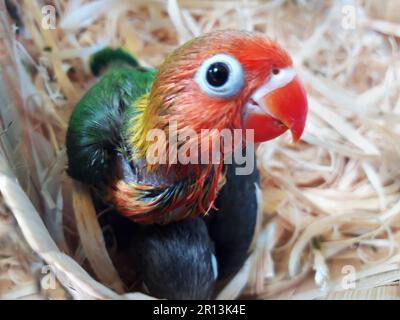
[{"x1": 1, "y1": 0, "x2": 400, "y2": 300}]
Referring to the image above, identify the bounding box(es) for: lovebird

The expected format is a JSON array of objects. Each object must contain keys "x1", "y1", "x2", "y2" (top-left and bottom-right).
[{"x1": 66, "y1": 30, "x2": 308, "y2": 299}]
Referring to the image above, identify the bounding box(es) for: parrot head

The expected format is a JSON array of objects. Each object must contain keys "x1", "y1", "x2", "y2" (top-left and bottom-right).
[{"x1": 135, "y1": 30, "x2": 308, "y2": 159}]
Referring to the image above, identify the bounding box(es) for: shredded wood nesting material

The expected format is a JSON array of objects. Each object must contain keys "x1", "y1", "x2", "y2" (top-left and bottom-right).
[{"x1": 1, "y1": 0, "x2": 400, "y2": 299}]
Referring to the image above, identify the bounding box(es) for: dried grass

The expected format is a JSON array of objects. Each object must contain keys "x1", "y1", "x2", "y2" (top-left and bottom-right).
[{"x1": 1, "y1": 0, "x2": 400, "y2": 300}]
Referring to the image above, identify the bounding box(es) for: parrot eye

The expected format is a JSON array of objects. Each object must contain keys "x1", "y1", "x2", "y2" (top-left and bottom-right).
[
  {"x1": 206, "y1": 62, "x2": 229, "y2": 87},
  {"x1": 194, "y1": 54, "x2": 244, "y2": 98}
]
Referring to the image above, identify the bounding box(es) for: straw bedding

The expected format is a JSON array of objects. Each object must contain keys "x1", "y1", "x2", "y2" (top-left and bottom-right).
[{"x1": 1, "y1": 0, "x2": 400, "y2": 300}]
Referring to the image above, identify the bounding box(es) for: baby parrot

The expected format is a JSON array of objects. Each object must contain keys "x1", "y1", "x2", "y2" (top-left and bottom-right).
[
  {"x1": 67, "y1": 30, "x2": 308, "y2": 299},
  {"x1": 66, "y1": 30, "x2": 308, "y2": 225}
]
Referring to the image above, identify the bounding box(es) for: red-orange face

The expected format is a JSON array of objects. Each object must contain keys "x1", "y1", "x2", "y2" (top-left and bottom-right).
[{"x1": 150, "y1": 30, "x2": 308, "y2": 144}]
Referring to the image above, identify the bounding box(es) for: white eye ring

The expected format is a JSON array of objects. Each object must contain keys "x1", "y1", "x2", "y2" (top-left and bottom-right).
[{"x1": 194, "y1": 54, "x2": 244, "y2": 98}]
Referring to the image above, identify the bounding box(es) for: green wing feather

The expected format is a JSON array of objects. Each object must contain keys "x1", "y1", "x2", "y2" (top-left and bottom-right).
[
  {"x1": 90, "y1": 47, "x2": 140, "y2": 76},
  {"x1": 66, "y1": 50, "x2": 156, "y2": 185}
]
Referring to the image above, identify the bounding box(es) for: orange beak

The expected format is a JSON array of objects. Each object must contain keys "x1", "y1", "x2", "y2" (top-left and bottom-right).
[{"x1": 244, "y1": 76, "x2": 308, "y2": 143}]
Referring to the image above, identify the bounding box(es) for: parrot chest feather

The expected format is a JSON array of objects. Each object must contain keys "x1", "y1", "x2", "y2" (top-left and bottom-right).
[{"x1": 108, "y1": 153, "x2": 226, "y2": 224}]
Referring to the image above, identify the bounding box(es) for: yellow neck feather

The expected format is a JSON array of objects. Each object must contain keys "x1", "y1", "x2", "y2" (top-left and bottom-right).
[{"x1": 126, "y1": 93, "x2": 157, "y2": 159}]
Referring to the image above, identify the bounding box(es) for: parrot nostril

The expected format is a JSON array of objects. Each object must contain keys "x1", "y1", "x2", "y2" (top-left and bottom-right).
[{"x1": 272, "y1": 68, "x2": 280, "y2": 75}]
